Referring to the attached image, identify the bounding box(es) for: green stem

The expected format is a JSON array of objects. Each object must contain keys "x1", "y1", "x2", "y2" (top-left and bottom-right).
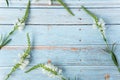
[
  {"x1": 57, "y1": 0, "x2": 74, "y2": 16},
  {"x1": 6, "y1": 0, "x2": 9, "y2": 6}
]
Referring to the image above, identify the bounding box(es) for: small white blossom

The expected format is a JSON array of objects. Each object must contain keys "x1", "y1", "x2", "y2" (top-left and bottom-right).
[
  {"x1": 19, "y1": 59, "x2": 30, "y2": 70},
  {"x1": 17, "y1": 22, "x2": 25, "y2": 31},
  {"x1": 48, "y1": 0, "x2": 52, "y2": 5},
  {"x1": 18, "y1": 53, "x2": 31, "y2": 70},
  {"x1": 99, "y1": 18, "x2": 105, "y2": 27},
  {"x1": 41, "y1": 61, "x2": 62, "y2": 78},
  {"x1": 92, "y1": 18, "x2": 106, "y2": 34},
  {"x1": 14, "y1": 19, "x2": 25, "y2": 31}
]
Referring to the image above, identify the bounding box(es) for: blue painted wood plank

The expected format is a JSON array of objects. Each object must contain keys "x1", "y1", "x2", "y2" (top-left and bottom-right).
[
  {"x1": 0, "y1": 66, "x2": 120, "y2": 80},
  {"x1": 0, "y1": 8, "x2": 120, "y2": 24},
  {"x1": 0, "y1": 0, "x2": 120, "y2": 80},
  {"x1": 0, "y1": 25, "x2": 120, "y2": 46},
  {"x1": 0, "y1": 45, "x2": 120, "y2": 66},
  {"x1": 0, "y1": 0, "x2": 120, "y2": 7}
]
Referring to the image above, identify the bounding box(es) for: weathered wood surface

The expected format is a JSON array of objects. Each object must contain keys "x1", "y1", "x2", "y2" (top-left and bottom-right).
[{"x1": 0, "y1": 0, "x2": 120, "y2": 80}]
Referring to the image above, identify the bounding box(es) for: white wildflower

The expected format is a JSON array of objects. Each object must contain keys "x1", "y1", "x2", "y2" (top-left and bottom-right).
[
  {"x1": 19, "y1": 59, "x2": 29, "y2": 70},
  {"x1": 17, "y1": 22, "x2": 25, "y2": 31},
  {"x1": 92, "y1": 18, "x2": 106, "y2": 34},
  {"x1": 99, "y1": 18, "x2": 105, "y2": 27},
  {"x1": 18, "y1": 53, "x2": 30, "y2": 70},
  {"x1": 48, "y1": 0, "x2": 52, "y2": 5},
  {"x1": 92, "y1": 18, "x2": 106, "y2": 29},
  {"x1": 41, "y1": 60, "x2": 62, "y2": 78},
  {"x1": 14, "y1": 19, "x2": 25, "y2": 31}
]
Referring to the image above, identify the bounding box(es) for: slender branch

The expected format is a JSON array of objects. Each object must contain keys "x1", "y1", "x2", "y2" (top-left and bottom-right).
[
  {"x1": 6, "y1": 0, "x2": 9, "y2": 6},
  {"x1": 5, "y1": 33, "x2": 31, "y2": 80},
  {"x1": 81, "y1": 6, "x2": 120, "y2": 72},
  {"x1": 0, "y1": 0, "x2": 30, "y2": 50}
]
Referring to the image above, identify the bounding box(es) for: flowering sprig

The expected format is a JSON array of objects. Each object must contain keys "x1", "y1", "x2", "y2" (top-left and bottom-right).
[
  {"x1": 81, "y1": 6, "x2": 120, "y2": 72},
  {"x1": 5, "y1": 33, "x2": 31, "y2": 80},
  {"x1": 0, "y1": 0, "x2": 30, "y2": 50},
  {"x1": 25, "y1": 60, "x2": 66, "y2": 80},
  {"x1": 51, "y1": 0, "x2": 74, "y2": 16},
  {"x1": 15, "y1": 0, "x2": 30, "y2": 30},
  {"x1": 26, "y1": 60, "x2": 77, "y2": 80}
]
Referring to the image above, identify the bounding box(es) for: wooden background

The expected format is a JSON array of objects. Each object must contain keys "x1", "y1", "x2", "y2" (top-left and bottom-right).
[{"x1": 0, "y1": 0, "x2": 120, "y2": 80}]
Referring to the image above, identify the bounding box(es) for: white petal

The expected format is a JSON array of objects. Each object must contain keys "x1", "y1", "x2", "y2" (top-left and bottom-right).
[
  {"x1": 48, "y1": 0, "x2": 52, "y2": 5},
  {"x1": 24, "y1": 59, "x2": 30, "y2": 65},
  {"x1": 58, "y1": 69, "x2": 62, "y2": 74},
  {"x1": 18, "y1": 23, "x2": 25, "y2": 30},
  {"x1": 99, "y1": 18, "x2": 105, "y2": 24},
  {"x1": 19, "y1": 64, "x2": 26, "y2": 70}
]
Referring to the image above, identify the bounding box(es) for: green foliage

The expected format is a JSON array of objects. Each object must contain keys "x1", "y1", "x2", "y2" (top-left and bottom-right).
[
  {"x1": 81, "y1": 6, "x2": 120, "y2": 72},
  {"x1": 20, "y1": 33, "x2": 31, "y2": 63},
  {"x1": 0, "y1": 34, "x2": 11, "y2": 49},
  {"x1": 26, "y1": 63, "x2": 78, "y2": 80},
  {"x1": 52, "y1": 0, "x2": 74, "y2": 16},
  {"x1": 5, "y1": 33, "x2": 31, "y2": 80},
  {"x1": 0, "y1": 0, "x2": 30, "y2": 50},
  {"x1": 6, "y1": 0, "x2": 9, "y2": 6},
  {"x1": 20, "y1": 0, "x2": 31, "y2": 23},
  {"x1": 25, "y1": 64, "x2": 42, "y2": 73},
  {"x1": 5, "y1": 63, "x2": 21, "y2": 80},
  {"x1": 25, "y1": 64, "x2": 58, "y2": 75},
  {"x1": 81, "y1": 6, "x2": 98, "y2": 23}
]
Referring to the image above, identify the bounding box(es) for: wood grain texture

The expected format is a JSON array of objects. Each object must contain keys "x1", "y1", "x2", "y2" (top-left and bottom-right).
[
  {"x1": 0, "y1": 45, "x2": 120, "y2": 67},
  {"x1": 0, "y1": 25, "x2": 120, "y2": 45},
  {"x1": 0, "y1": 0, "x2": 120, "y2": 80},
  {"x1": 0, "y1": 0, "x2": 120, "y2": 7},
  {"x1": 0, "y1": 8, "x2": 120, "y2": 24},
  {"x1": 0, "y1": 66, "x2": 120, "y2": 80}
]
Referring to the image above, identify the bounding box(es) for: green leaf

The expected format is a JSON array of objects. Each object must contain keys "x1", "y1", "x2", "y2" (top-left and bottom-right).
[
  {"x1": 5, "y1": 63, "x2": 21, "y2": 80},
  {"x1": 21, "y1": 0, "x2": 31, "y2": 23},
  {"x1": 81, "y1": 6, "x2": 98, "y2": 23},
  {"x1": 0, "y1": 0, "x2": 30, "y2": 50},
  {"x1": 82, "y1": 5, "x2": 120, "y2": 72},
  {"x1": 5, "y1": 33, "x2": 31, "y2": 80},
  {"x1": 6, "y1": 0, "x2": 9, "y2": 6},
  {"x1": 111, "y1": 51, "x2": 119, "y2": 67},
  {"x1": 111, "y1": 43, "x2": 117, "y2": 52},
  {"x1": 61, "y1": 77, "x2": 66, "y2": 80},
  {"x1": 25, "y1": 64, "x2": 43, "y2": 73},
  {"x1": 1, "y1": 38, "x2": 11, "y2": 48},
  {"x1": 20, "y1": 33, "x2": 31, "y2": 62},
  {"x1": 26, "y1": 64, "x2": 58, "y2": 75},
  {"x1": 118, "y1": 68, "x2": 120, "y2": 72},
  {"x1": 0, "y1": 35, "x2": 11, "y2": 49},
  {"x1": 57, "y1": 0, "x2": 74, "y2": 16}
]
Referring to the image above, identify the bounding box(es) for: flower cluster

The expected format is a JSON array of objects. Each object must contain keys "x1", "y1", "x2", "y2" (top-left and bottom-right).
[
  {"x1": 14, "y1": 19, "x2": 25, "y2": 31},
  {"x1": 48, "y1": 0, "x2": 52, "y2": 5},
  {"x1": 5, "y1": 33, "x2": 31, "y2": 80},
  {"x1": 0, "y1": 0, "x2": 30, "y2": 50},
  {"x1": 93, "y1": 18, "x2": 106, "y2": 32},
  {"x1": 19, "y1": 53, "x2": 31, "y2": 70},
  {"x1": 25, "y1": 60, "x2": 66, "y2": 80},
  {"x1": 41, "y1": 60, "x2": 62, "y2": 78},
  {"x1": 82, "y1": 6, "x2": 120, "y2": 72}
]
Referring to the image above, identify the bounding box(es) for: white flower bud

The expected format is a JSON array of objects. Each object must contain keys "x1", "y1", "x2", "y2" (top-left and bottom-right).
[
  {"x1": 19, "y1": 59, "x2": 29, "y2": 70},
  {"x1": 18, "y1": 22, "x2": 25, "y2": 31},
  {"x1": 48, "y1": 0, "x2": 52, "y2": 5}
]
